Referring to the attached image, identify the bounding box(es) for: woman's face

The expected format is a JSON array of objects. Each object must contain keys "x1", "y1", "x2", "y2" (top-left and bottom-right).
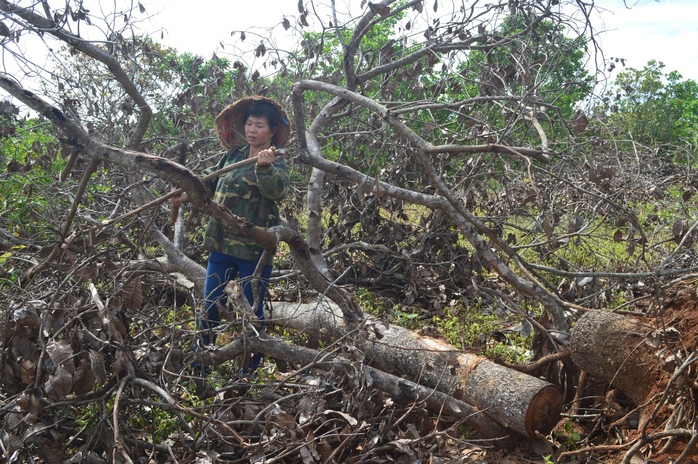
[{"x1": 244, "y1": 115, "x2": 276, "y2": 149}]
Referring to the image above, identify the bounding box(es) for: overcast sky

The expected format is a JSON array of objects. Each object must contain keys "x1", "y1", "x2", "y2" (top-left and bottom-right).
[
  {"x1": 140, "y1": 0, "x2": 698, "y2": 82},
  {"x1": 593, "y1": 0, "x2": 698, "y2": 80},
  {"x1": 2, "y1": 0, "x2": 695, "y2": 108}
]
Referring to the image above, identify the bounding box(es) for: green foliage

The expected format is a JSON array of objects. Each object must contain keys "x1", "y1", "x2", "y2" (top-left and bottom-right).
[
  {"x1": 149, "y1": 50, "x2": 239, "y2": 147},
  {"x1": 393, "y1": 308, "x2": 421, "y2": 330},
  {"x1": 598, "y1": 60, "x2": 698, "y2": 157},
  {"x1": 356, "y1": 287, "x2": 385, "y2": 316},
  {"x1": 433, "y1": 301, "x2": 532, "y2": 364},
  {"x1": 449, "y1": 15, "x2": 592, "y2": 146},
  {"x1": 554, "y1": 419, "x2": 583, "y2": 451},
  {"x1": 461, "y1": 16, "x2": 591, "y2": 109},
  {"x1": 0, "y1": 117, "x2": 66, "y2": 242}
]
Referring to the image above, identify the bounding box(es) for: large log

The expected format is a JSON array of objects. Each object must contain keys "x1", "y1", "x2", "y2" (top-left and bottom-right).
[
  {"x1": 569, "y1": 310, "x2": 668, "y2": 412},
  {"x1": 214, "y1": 333, "x2": 512, "y2": 442},
  {"x1": 267, "y1": 300, "x2": 562, "y2": 439}
]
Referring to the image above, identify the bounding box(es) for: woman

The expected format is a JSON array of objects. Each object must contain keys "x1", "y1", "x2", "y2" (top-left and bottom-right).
[{"x1": 173, "y1": 96, "x2": 291, "y2": 373}]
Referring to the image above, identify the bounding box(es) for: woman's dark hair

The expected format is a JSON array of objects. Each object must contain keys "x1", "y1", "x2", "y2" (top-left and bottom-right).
[{"x1": 243, "y1": 101, "x2": 280, "y2": 130}]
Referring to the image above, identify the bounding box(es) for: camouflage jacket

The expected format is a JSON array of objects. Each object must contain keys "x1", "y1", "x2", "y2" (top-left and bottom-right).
[{"x1": 202, "y1": 145, "x2": 290, "y2": 262}]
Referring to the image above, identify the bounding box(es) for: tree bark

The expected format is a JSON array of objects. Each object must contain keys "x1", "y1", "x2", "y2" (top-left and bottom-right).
[
  {"x1": 569, "y1": 310, "x2": 668, "y2": 411},
  {"x1": 267, "y1": 300, "x2": 562, "y2": 439}
]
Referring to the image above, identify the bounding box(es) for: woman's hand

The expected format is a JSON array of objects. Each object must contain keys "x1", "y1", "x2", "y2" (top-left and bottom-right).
[
  {"x1": 170, "y1": 191, "x2": 188, "y2": 208},
  {"x1": 256, "y1": 146, "x2": 276, "y2": 167},
  {"x1": 170, "y1": 191, "x2": 188, "y2": 224}
]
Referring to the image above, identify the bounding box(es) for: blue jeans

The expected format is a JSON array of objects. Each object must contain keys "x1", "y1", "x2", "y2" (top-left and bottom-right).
[{"x1": 201, "y1": 250, "x2": 272, "y2": 371}]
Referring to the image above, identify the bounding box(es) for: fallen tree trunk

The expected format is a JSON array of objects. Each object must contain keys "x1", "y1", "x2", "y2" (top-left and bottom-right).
[
  {"x1": 211, "y1": 332, "x2": 512, "y2": 443},
  {"x1": 569, "y1": 310, "x2": 669, "y2": 420},
  {"x1": 265, "y1": 300, "x2": 562, "y2": 439}
]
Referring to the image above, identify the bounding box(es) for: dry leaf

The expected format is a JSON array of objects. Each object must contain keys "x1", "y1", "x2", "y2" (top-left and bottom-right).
[
  {"x1": 255, "y1": 42, "x2": 266, "y2": 57},
  {"x1": 522, "y1": 193, "x2": 537, "y2": 204},
  {"x1": 75, "y1": 266, "x2": 97, "y2": 278},
  {"x1": 613, "y1": 229, "x2": 623, "y2": 242},
  {"x1": 541, "y1": 217, "x2": 555, "y2": 239},
  {"x1": 626, "y1": 240, "x2": 636, "y2": 256},
  {"x1": 19, "y1": 359, "x2": 35, "y2": 384},
  {"x1": 0, "y1": 21, "x2": 11, "y2": 37},
  {"x1": 90, "y1": 349, "x2": 107, "y2": 386},
  {"x1": 47, "y1": 366, "x2": 73, "y2": 398},
  {"x1": 122, "y1": 278, "x2": 143, "y2": 310},
  {"x1": 324, "y1": 409, "x2": 358, "y2": 426},
  {"x1": 103, "y1": 259, "x2": 118, "y2": 271},
  {"x1": 672, "y1": 219, "x2": 686, "y2": 243},
  {"x1": 368, "y1": 2, "x2": 391, "y2": 17},
  {"x1": 46, "y1": 340, "x2": 74, "y2": 373},
  {"x1": 72, "y1": 355, "x2": 96, "y2": 395},
  {"x1": 111, "y1": 350, "x2": 129, "y2": 376},
  {"x1": 572, "y1": 112, "x2": 588, "y2": 134},
  {"x1": 372, "y1": 177, "x2": 386, "y2": 198}
]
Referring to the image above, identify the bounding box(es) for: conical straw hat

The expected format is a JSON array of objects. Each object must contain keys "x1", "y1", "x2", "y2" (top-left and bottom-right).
[{"x1": 214, "y1": 95, "x2": 291, "y2": 149}]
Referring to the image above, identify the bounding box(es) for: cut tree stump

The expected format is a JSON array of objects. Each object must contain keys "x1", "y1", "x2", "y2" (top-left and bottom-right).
[
  {"x1": 569, "y1": 310, "x2": 669, "y2": 422},
  {"x1": 266, "y1": 300, "x2": 562, "y2": 439}
]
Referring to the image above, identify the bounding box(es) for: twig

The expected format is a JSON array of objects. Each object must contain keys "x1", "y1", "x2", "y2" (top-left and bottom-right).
[
  {"x1": 113, "y1": 377, "x2": 135, "y2": 464},
  {"x1": 500, "y1": 349, "x2": 571, "y2": 374},
  {"x1": 556, "y1": 441, "x2": 635, "y2": 463}
]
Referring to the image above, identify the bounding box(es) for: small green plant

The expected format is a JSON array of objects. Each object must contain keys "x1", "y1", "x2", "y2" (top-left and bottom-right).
[
  {"x1": 485, "y1": 332, "x2": 532, "y2": 364},
  {"x1": 432, "y1": 300, "x2": 500, "y2": 347},
  {"x1": 554, "y1": 419, "x2": 582, "y2": 451},
  {"x1": 431, "y1": 300, "x2": 534, "y2": 363},
  {"x1": 394, "y1": 307, "x2": 421, "y2": 330},
  {"x1": 356, "y1": 287, "x2": 386, "y2": 316}
]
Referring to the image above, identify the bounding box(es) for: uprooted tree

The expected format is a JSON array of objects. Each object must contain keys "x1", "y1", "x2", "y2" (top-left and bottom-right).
[{"x1": 1, "y1": 0, "x2": 697, "y2": 462}]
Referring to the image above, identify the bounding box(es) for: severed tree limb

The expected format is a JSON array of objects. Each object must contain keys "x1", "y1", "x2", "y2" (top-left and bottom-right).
[
  {"x1": 207, "y1": 331, "x2": 513, "y2": 443},
  {"x1": 569, "y1": 310, "x2": 668, "y2": 423},
  {"x1": 255, "y1": 300, "x2": 561, "y2": 440}
]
